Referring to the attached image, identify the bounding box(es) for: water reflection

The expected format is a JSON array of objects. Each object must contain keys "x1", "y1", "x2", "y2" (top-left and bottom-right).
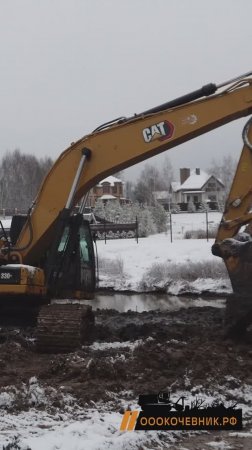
[{"x1": 80, "y1": 293, "x2": 225, "y2": 313}]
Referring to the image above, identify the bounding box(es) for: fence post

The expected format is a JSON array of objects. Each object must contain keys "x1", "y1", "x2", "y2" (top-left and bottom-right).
[
  {"x1": 206, "y1": 209, "x2": 209, "y2": 242},
  {"x1": 136, "y1": 216, "x2": 138, "y2": 243},
  {"x1": 169, "y1": 212, "x2": 173, "y2": 243}
]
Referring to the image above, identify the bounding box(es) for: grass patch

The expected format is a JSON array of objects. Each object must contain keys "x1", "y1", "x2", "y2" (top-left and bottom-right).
[
  {"x1": 184, "y1": 228, "x2": 217, "y2": 239},
  {"x1": 140, "y1": 259, "x2": 228, "y2": 287}
]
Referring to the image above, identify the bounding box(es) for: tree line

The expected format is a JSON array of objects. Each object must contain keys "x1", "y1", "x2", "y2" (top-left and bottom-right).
[
  {"x1": 0, "y1": 149, "x2": 53, "y2": 211},
  {"x1": 0, "y1": 148, "x2": 238, "y2": 212}
]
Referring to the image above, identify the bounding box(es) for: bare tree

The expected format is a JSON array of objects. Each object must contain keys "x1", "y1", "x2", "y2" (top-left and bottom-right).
[
  {"x1": 125, "y1": 180, "x2": 134, "y2": 201},
  {"x1": 207, "y1": 154, "x2": 238, "y2": 197},
  {"x1": 161, "y1": 156, "x2": 174, "y2": 190},
  {"x1": 0, "y1": 149, "x2": 53, "y2": 211},
  {"x1": 133, "y1": 163, "x2": 166, "y2": 205}
]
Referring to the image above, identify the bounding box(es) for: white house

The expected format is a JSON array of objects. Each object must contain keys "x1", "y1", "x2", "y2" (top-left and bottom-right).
[{"x1": 170, "y1": 168, "x2": 225, "y2": 210}]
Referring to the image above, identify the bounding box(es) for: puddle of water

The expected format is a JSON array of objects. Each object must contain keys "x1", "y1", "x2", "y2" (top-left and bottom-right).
[{"x1": 71, "y1": 293, "x2": 226, "y2": 313}]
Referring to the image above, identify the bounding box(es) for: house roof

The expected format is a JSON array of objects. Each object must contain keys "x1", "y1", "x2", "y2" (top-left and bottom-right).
[
  {"x1": 172, "y1": 169, "x2": 224, "y2": 192},
  {"x1": 98, "y1": 176, "x2": 124, "y2": 186},
  {"x1": 181, "y1": 170, "x2": 209, "y2": 190}
]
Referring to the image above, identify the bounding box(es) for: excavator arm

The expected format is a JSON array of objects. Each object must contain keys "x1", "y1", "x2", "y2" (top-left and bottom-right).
[{"x1": 10, "y1": 72, "x2": 252, "y2": 268}]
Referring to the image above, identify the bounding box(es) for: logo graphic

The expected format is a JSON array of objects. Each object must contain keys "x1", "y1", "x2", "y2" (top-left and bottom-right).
[
  {"x1": 182, "y1": 114, "x2": 198, "y2": 125},
  {"x1": 120, "y1": 411, "x2": 139, "y2": 431},
  {"x1": 142, "y1": 120, "x2": 174, "y2": 143},
  {"x1": 120, "y1": 391, "x2": 243, "y2": 431}
]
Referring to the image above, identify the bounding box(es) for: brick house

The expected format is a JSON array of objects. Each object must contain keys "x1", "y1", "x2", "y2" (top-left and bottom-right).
[
  {"x1": 87, "y1": 176, "x2": 125, "y2": 207},
  {"x1": 170, "y1": 168, "x2": 225, "y2": 211}
]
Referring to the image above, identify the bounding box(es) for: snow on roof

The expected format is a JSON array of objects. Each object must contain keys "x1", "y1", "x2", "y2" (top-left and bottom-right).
[
  {"x1": 99, "y1": 194, "x2": 117, "y2": 200},
  {"x1": 183, "y1": 190, "x2": 206, "y2": 194},
  {"x1": 210, "y1": 176, "x2": 225, "y2": 188},
  {"x1": 172, "y1": 170, "x2": 212, "y2": 192},
  {"x1": 180, "y1": 169, "x2": 209, "y2": 190},
  {"x1": 98, "y1": 175, "x2": 124, "y2": 186}
]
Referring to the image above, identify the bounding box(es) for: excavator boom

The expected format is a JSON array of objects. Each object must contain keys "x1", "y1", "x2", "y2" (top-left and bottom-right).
[{"x1": 12, "y1": 72, "x2": 252, "y2": 266}]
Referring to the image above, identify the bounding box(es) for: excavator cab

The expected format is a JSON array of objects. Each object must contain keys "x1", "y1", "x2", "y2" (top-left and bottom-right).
[
  {"x1": 45, "y1": 213, "x2": 96, "y2": 299},
  {"x1": 36, "y1": 213, "x2": 96, "y2": 353}
]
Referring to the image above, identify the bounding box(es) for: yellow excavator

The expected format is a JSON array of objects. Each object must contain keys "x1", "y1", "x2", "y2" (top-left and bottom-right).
[{"x1": 1, "y1": 70, "x2": 252, "y2": 351}]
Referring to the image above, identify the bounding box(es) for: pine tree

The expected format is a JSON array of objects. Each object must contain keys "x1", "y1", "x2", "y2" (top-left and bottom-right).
[{"x1": 150, "y1": 202, "x2": 167, "y2": 233}]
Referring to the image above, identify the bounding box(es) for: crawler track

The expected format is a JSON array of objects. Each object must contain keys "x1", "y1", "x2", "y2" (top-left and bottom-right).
[{"x1": 36, "y1": 303, "x2": 94, "y2": 353}]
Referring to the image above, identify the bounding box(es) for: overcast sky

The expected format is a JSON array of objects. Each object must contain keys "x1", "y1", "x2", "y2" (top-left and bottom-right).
[{"x1": 1, "y1": 0, "x2": 252, "y2": 181}]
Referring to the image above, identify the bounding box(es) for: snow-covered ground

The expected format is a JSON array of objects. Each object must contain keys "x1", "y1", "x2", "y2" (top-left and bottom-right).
[
  {"x1": 166, "y1": 211, "x2": 221, "y2": 240},
  {"x1": 0, "y1": 379, "x2": 251, "y2": 450},
  {"x1": 96, "y1": 212, "x2": 232, "y2": 295},
  {"x1": 0, "y1": 399, "x2": 162, "y2": 450}
]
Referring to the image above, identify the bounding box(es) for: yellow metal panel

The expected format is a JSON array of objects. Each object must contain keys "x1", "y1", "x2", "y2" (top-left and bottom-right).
[{"x1": 0, "y1": 284, "x2": 46, "y2": 296}]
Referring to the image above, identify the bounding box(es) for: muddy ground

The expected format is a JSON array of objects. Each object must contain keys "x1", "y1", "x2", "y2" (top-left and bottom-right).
[{"x1": 0, "y1": 304, "x2": 252, "y2": 449}]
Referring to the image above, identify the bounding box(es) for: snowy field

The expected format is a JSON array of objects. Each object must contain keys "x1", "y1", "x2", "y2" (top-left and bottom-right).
[
  {"x1": 96, "y1": 212, "x2": 232, "y2": 295},
  {"x1": 166, "y1": 211, "x2": 221, "y2": 240}
]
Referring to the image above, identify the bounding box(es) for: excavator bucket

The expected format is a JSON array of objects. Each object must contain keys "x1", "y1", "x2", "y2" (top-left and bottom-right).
[
  {"x1": 212, "y1": 118, "x2": 252, "y2": 336},
  {"x1": 212, "y1": 238, "x2": 252, "y2": 337}
]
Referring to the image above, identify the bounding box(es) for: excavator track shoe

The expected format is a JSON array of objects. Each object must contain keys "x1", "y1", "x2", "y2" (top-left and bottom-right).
[{"x1": 36, "y1": 303, "x2": 94, "y2": 353}]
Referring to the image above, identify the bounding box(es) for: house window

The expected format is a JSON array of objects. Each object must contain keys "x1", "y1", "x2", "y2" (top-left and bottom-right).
[
  {"x1": 102, "y1": 183, "x2": 110, "y2": 194},
  {"x1": 112, "y1": 186, "x2": 117, "y2": 194},
  {"x1": 187, "y1": 195, "x2": 191, "y2": 202},
  {"x1": 193, "y1": 195, "x2": 198, "y2": 203}
]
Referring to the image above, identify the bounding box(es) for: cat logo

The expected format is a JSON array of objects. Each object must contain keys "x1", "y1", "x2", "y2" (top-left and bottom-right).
[{"x1": 142, "y1": 120, "x2": 174, "y2": 143}]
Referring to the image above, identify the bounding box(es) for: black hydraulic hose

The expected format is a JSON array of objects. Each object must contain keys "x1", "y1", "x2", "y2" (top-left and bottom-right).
[
  {"x1": 141, "y1": 83, "x2": 217, "y2": 115},
  {"x1": 92, "y1": 84, "x2": 217, "y2": 133},
  {"x1": 92, "y1": 72, "x2": 252, "y2": 133}
]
